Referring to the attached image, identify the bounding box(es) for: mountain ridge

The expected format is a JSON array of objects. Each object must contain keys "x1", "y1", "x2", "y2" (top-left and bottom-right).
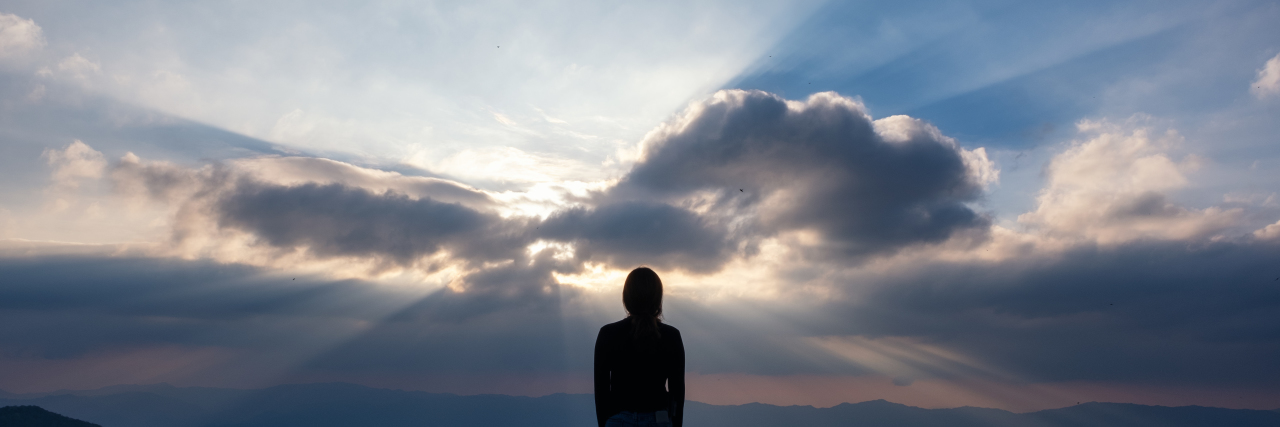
[
  {"x1": 2, "y1": 382, "x2": 1277, "y2": 427},
  {"x1": 0, "y1": 405, "x2": 103, "y2": 427}
]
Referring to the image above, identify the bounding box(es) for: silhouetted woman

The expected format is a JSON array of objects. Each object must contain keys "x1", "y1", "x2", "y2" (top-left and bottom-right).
[{"x1": 595, "y1": 267, "x2": 685, "y2": 427}]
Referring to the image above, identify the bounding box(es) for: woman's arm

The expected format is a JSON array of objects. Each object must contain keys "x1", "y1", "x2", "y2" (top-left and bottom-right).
[
  {"x1": 594, "y1": 327, "x2": 612, "y2": 427},
  {"x1": 669, "y1": 329, "x2": 686, "y2": 427}
]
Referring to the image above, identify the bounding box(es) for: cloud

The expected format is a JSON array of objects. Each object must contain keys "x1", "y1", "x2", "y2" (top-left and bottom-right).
[
  {"x1": 1252, "y1": 52, "x2": 1280, "y2": 99},
  {"x1": 1253, "y1": 219, "x2": 1280, "y2": 240},
  {"x1": 233, "y1": 157, "x2": 494, "y2": 209},
  {"x1": 823, "y1": 238, "x2": 1280, "y2": 386},
  {"x1": 0, "y1": 256, "x2": 383, "y2": 358},
  {"x1": 105, "y1": 148, "x2": 592, "y2": 329},
  {"x1": 42, "y1": 140, "x2": 106, "y2": 190},
  {"x1": 0, "y1": 253, "x2": 589, "y2": 391},
  {"x1": 100, "y1": 87, "x2": 1003, "y2": 276},
  {"x1": 110, "y1": 152, "x2": 223, "y2": 206},
  {"x1": 538, "y1": 201, "x2": 733, "y2": 272},
  {"x1": 55, "y1": 53, "x2": 101, "y2": 75},
  {"x1": 215, "y1": 181, "x2": 521, "y2": 267},
  {"x1": 109, "y1": 151, "x2": 526, "y2": 269},
  {"x1": 35, "y1": 54, "x2": 104, "y2": 87},
  {"x1": 5, "y1": 236, "x2": 1278, "y2": 394},
  {"x1": 615, "y1": 90, "x2": 993, "y2": 261},
  {"x1": 1018, "y1": 119, "x2": 1240, "y2": 243},
  {"x1": 0, "y1": 13, "x2": 44, "y2": 61}
]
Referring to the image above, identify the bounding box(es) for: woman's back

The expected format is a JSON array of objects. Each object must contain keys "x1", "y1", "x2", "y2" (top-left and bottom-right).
[
  {"x1": 594, "y1": 267, "x2": 685, "y2": 427},
  {"x1": 594, "y1": 319, "x2": 685, "y2": 414}
]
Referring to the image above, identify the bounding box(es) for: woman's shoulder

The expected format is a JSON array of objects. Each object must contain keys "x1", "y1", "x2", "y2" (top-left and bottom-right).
[
  {"x1": 599, "y1": 318, "x2": 630, "y2": 334},
  {"x1": 658, "y1": 322, "x2": 682, "y2": 336}
]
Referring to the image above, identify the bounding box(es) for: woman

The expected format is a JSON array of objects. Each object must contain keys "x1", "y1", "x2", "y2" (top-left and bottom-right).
[{"x1": 594, "y1": 267, "x2": 685, "y2": 427}]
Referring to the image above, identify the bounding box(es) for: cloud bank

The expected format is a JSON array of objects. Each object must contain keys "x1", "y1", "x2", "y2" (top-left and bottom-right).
[
  {"x1": 93, "y1": 90, "x2": 998, "y2": 278},
  {"x1": 6, "y1": 88, "x2": 1280, "y2": 411}
]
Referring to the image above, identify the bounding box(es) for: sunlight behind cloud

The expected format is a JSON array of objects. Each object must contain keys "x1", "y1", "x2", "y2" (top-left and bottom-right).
[{"x1": 10, "y1": 1, "x2": 823, "y2": 186}]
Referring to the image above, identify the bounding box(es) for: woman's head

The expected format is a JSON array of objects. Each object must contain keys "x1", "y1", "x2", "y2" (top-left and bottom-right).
[
  {"x1": 623, "y1": 267, "x2": 663, "y2": 318},
  {"x1": 623, "y1": 267, "x2": 663, "y2": 340}
]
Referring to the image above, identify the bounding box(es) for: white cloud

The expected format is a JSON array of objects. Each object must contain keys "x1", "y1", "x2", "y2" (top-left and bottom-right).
[
  {"x1": 1018, "y1": 119, "x2": 1240, "y2": 243},
  {"x1": 1251, "y1": 52, "x2": 1280, "y2": 99},
  {"x1": 42, "y1": 140, "x2": 106, "y2": 190},
  {"x1": 57, "y1": 53, "x2": 101, "y2": 74},
  {"x1": 37, "y1": 53, "x2": 105, "y2": 86},
  {"x1": 0, "y1": 13, "x2": 44, "y2": 60},
  {"x1": 1253, "y1": 219, "x2": 1280, "y2": 241},
  {"x1": 871, "y1": 114, "x2": 999, "y2": 187},
  {"x1": 231, "y1": 156, "x2": 498, "y2": 211}
]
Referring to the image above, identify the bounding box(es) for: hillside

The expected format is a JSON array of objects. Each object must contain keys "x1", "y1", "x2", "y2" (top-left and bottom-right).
[{"x1": 0, "y1": 405, "x2": 102, "y2": 427}]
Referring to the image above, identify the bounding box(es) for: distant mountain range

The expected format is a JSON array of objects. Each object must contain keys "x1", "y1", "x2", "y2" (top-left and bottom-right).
[{"x1": 2, "y1": 382, "x2": 1278, "y2": 427}]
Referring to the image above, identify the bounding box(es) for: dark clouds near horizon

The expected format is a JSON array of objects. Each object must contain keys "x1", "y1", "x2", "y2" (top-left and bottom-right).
[
  {"x1": 2, "y1": 236, "x2": 1279, "y2": 389},
  {"x1": 825, "y1": 239, "x2": 1280, "y2": 385}
]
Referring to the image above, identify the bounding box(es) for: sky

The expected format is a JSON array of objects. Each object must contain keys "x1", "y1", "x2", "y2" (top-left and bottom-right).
[{"x1": 1, "y1": 0, "x2": 1279, "y2": 413}]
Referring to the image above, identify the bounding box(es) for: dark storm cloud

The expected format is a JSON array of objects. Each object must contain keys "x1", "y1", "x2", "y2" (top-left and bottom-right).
[
  {"x1": 216, "y1": 181, "x2": 528, "y2": 265},
  {"x1": 822, "y1": 238, "x2": 1280, "y2": 386},
  {"x1": 537, "y1": 202, "x2": 733, "y2": 272},
  {"x1": 615, "y1": 90, "x2": 990, "y2": 259}
]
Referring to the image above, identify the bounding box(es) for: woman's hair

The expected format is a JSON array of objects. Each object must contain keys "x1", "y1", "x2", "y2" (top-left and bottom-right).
[{"x1": 623, "y1": 267, "x2": 663, "y2": 341}]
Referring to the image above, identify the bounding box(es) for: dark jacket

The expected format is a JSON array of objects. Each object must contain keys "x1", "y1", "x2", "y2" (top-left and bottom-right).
[{"x1": 594, "y1": 318, "x2": 685, "y2": 427}]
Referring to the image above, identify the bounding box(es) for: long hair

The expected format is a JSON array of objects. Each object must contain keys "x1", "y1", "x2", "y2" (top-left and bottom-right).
[{"x1": 623, "y1": 267, "x2": 663, "y2": 341}]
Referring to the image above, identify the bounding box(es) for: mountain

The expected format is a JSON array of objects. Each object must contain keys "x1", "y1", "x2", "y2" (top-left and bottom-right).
[
  {"x1": 0, "y1": 405, "x2": 102, "y2": 427},
  {"x1": 1, "y1": 384, "x2": 595, "y2": 427},
  {"x1": 684, "y1": 399, "x2": 1280, "y2": 427},
  {"x1": 2, "y1": 382, "x2": 1277, "y2": 427}
]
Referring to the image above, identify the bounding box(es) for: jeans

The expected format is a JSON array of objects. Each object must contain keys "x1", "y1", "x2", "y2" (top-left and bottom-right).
[{"x1": 605, "y1": 411, "x2": 673, "y2": 427}]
